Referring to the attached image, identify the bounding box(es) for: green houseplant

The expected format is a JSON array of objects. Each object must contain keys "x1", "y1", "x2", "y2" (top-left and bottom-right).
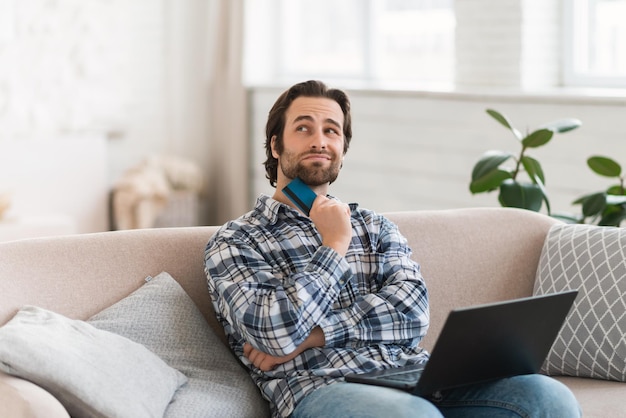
[
  {"x1": 470, "y1": 109, "x2": 626, "y2": 227},
  {"x1": 565, "y1": 156, "x2": 626, "y2": 226},
  {"x1": 470, "y1": 109, "x2": 582, "y2": 215}
]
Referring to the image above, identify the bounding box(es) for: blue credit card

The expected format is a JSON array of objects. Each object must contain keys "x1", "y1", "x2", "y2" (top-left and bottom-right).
[{"x1": 282, "y1": 178, "x2": 317, "y2": 215}]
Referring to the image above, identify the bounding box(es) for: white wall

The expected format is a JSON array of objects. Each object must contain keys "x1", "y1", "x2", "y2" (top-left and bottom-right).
[
  {"x1": 249, "y1": 86, "x2": 626, "y2": 219},
  {"x1": 0, "y1": 135, "x2": 108, "y2": 234},
  {"x1": 0, "y1": 0, "x2": 625, "y2": 230},
  {"x1": 0, "y1": 0, "x2": 212, "y2": 231},
  {"x1": 456, "y1": 0, "x2": 561, "y2": 89}
]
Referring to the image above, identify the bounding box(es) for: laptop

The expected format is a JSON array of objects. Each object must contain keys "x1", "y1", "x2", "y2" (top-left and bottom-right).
[{"x1": 345, "y1": 290, "x2": 578, "y2": 396}]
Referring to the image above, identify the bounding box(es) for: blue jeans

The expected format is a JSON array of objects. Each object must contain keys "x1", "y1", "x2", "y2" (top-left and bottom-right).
[{"x1": 291, "y1": 374, "x2": 581, "y2": 418}]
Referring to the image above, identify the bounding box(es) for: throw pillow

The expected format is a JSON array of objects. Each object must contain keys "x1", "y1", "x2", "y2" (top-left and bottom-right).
[
  {"x1": 88, "y1": 271, "x2": 268, "y2": 418},
  {"x1": 0, "y1": 305, "x2": 187, "y2": 418},
  {"x1": 533, "y1": 223, "x2": 626, "y2": 381}
]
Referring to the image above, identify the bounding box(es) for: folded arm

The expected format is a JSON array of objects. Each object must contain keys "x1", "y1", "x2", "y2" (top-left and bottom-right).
[
  {"x1": 320, "y1": 219, "x2": 429, "y2": 349},
  {"x1": 206, "y1": 234, "x2": 350, "y2": 357}
]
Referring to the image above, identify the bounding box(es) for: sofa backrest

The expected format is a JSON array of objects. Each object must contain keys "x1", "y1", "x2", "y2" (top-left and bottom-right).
[
  {"x1": 0, "y1": 227, "x2": 219, "y2": 332},
  {"x1": 386, "y1": 207, "x2": 559, "y2": 351},
  {"x1": 0, "y1": 207, "x2": 559, "y2": 352}
]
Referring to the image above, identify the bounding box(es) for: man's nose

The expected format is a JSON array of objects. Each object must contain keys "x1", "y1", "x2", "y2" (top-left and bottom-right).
[{"x1": 310, "y1": 128, "x2": 327, "y2": 149}]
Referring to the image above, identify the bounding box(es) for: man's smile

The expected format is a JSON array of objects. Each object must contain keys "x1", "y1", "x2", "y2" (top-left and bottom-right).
[{"x1": 302, "y1": 153, "x2": 332, "y2": 162}]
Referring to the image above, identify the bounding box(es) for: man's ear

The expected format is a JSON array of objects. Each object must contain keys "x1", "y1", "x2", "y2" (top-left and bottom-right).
[{"x1": 271, "y1": 135, "x2": 279, "y2": 159}]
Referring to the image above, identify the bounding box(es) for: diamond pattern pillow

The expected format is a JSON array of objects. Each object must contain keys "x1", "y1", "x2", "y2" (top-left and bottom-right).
[{"x1": 533, "y1": 223, "x2": 626, "y2": 381}]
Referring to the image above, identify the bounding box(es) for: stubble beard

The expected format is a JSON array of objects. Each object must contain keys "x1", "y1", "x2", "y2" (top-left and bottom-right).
[{"x1": 279, "y1": 151, "x2": 341, "y2": 187}]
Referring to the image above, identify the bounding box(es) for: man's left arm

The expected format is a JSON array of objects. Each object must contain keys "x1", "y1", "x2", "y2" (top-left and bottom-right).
[
  {"x1": 319, "y1": 219, "x2": 430, "y2": 349},
  {"x1": 243, "y1": 326, "x2": 325, "y2": 371}
]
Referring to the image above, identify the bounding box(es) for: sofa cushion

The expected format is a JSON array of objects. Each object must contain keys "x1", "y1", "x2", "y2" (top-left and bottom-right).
[
  {"x1": 88, "y1": 271, "x2": 268, "y2": 418},
  {"x1": 0, "y1": 305, "x2": 187, "y2": 418},
  {"x1": 533, "y1": 223, "x2": 626, "y2": 381}
]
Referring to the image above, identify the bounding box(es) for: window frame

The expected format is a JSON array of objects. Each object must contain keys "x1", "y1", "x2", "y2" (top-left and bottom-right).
[
  {"x1": 243, "y1": 0, "x2": 456, "y2": 88},
  {"x1": 563, "y1": 0, "x2": 626, "y2": 88}
]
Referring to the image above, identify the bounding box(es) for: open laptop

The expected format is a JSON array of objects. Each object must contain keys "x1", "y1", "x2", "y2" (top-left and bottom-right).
[{"x1": 345, "y1": 290, "x2": 578, "y2": 396}]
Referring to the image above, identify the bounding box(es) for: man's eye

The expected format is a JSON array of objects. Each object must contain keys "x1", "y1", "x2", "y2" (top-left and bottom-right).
[
  {"x1": 296, "y1": 126, "x2": 309, "y2": 132},
  {"x1": 326, "y1": 128, "x2": 338, "y2": 134}
]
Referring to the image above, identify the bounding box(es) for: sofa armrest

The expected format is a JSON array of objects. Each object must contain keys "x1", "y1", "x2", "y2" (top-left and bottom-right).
[{"x1": 0, "y1": 372, "x2": 69, "y2": 418}]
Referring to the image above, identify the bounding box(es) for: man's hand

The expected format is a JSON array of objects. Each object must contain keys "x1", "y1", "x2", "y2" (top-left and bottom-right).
[
  {"x1": 310, "y1": 196, "x2": 352, "y2": 256},
  {"x1": 243, "y1": 326, "x2": 326, "y2": 372},
  {"x1": 243, "y1": 343, "x2": 298, "y2": 371}
]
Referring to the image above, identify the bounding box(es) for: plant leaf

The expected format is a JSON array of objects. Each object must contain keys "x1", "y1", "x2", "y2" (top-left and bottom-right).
[
  {"x1": 572, "y1": 192, "x2": 592, "y2": 205},
  {"x1": 471, "y1": 151, "x2": 514, "y2": 181},
  {"x1": 470, "y1": 169, "x2": 512, "y2": 194},
  {"x1": 599, "y1": 207, "x2": 626, "y2": 227},
  {"x1": 521, "y1": 155, "x2": 551, "y2": 214},
  {"x1": 498, "y1": 180, "x2": 543, "y2": 212},
  {"x1": 522, "y1": 129, "x2": 553, "y2": 148},
  {"x1": 606, "y1": 194, "x2": 626, "y2": 205},
  {"x1": 530, "y1": 172, "x2": 551, "y2": 215},
  {"x1": 486, "y1": 109, "x2": 522, "y2": 140},
  {"x1": 550, "y1": 213, "x2": 583, "y2": 224},
  {"x1": 539, "y1": 118, "x2": 582, "y2": 133},
  {"x1": 588, "y1": 156, "x2": 622, "y2": 178},
  {"x1": 580, "y1": 192, "x2": 607, "y2": 217},
  {"x1": 521, "y1": 155, "x2": 546, "y2": 184}
]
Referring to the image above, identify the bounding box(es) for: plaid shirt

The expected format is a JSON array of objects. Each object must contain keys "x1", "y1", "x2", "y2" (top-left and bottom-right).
[{"x1": 204, "y1": 195, "x2": 430, "y2": 417}]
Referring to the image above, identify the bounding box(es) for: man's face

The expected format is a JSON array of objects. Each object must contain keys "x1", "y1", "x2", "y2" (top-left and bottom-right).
[{"x1": 272, "y1": 96, "x2": 345, "y2": 187}]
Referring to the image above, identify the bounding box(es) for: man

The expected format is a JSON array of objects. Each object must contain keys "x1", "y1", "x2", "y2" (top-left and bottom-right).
[{"x1": 204, "y1": 80, "x2": 580, "y2": 417}]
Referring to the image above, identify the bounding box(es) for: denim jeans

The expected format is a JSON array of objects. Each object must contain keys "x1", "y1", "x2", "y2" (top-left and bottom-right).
[{"x1": 291, "y1": 374, "x2": 581, "y2": 418}]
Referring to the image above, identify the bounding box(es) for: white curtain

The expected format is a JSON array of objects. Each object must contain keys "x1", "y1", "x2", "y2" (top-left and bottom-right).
[{"x1": 206, "y1": 0, "x2": 249, "y2": 225}]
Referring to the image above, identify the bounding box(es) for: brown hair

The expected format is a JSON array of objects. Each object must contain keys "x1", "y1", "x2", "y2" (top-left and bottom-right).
[{"x1": 263, "y1": 80, "x2": 352, "y2": 187}]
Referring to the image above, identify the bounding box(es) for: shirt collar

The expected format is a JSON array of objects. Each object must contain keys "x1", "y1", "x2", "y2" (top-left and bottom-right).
[
  {"x1": 254, "y1": 194, "x2": 283, "y2": 224},
  {"x1": 254, "y1": 194, "x2": 359, "y2": 224}
]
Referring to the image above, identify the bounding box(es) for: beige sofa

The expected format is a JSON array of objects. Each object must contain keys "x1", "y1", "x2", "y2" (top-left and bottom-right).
[{"x1": 1, "y1": 207, "x2": 624, "y2": 417}]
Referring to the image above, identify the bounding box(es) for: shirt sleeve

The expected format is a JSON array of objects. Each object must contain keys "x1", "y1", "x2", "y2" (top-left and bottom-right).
[
  {"x1": 318, "y1": 218, "x2": 430, "y2": 349},
  {"x1": 205, "y1": 230, "x2": 352, "y2": 357}
]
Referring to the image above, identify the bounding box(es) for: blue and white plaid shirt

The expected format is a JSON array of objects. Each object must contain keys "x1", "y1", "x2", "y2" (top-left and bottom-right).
[{"x1": 205, "y1": 194, "x2": 430, "y2": 417}]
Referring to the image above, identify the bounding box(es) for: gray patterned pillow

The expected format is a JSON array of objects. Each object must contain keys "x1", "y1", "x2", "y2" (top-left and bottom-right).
[
  {"x1": 88, "y1": 271, "x2": 267, "y2": 418},
  {"x1": 533, "y1": 223, "x2": 626, "y2": 381}
]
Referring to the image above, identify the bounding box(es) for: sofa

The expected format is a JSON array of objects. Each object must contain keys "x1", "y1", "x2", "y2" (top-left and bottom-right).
[{"x1": 0, "y1": 207, "x2": 624, "y2": 417}]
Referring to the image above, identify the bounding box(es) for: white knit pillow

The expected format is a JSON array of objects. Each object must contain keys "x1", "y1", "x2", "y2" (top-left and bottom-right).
[{"x1": 0, "y1": 305, "x2": 187, "y2": 418}]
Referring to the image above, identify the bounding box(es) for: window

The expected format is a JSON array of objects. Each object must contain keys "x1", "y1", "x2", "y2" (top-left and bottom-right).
[
  {"x1": 245, "y1": 1, "x2": 626, "y2": 91},
  {"x1": 564, "y1": 0, "x2": 626, "y2": 87},
  {"x1": 243, "y1": 0, "x2": 455, "y2": 88}
]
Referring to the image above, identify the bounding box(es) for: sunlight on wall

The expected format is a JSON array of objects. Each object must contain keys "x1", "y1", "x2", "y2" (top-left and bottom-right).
[{"x1": 0, "y1": 0, "x2": 137, "y2": 139}]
